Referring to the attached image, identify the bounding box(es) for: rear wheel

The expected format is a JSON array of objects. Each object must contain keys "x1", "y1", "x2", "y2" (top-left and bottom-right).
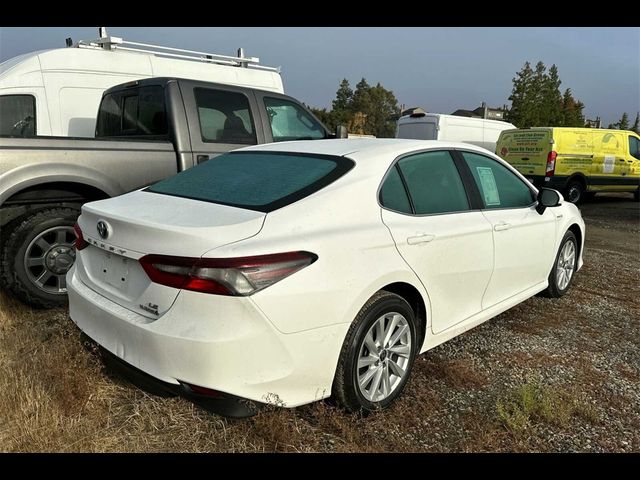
[
  {"x1": 540, "y1": 230, "x2": 578, "y2": 298},
  {"x1": 333, "y1": 291, "x2": 417, "y2": 412},
  {"x1": 1, "y1": 207, "x2": 79, "y2": 308},
  {"x1": 565, "y1": 180, "x2": 586, "y2": 204}
]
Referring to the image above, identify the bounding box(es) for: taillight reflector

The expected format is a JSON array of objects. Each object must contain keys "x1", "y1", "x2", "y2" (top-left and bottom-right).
[
  {"x1": 73, "y1": 223, "x2": 88, "y2": 250},
  {"x1": 546, "y1": 151, "x2": 557, "y2": 177}
]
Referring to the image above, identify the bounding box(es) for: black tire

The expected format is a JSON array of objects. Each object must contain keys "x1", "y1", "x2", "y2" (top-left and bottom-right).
[
  {"x1": 540, "y1": 230, "x2": 578, "y2": 298},
  {"x1": 565, "y1": 180, "x2": 586, "y2": 204},
  {"x1": 1, "y1": 207, "x2": 80, "y2": 308},
  {"x1": 333, "y1": 290, "x2": 418, "y2": 413}
]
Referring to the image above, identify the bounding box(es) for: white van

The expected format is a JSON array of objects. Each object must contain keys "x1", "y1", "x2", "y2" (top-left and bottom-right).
[
  {"x1": 396, "y1": 110, "x2": 516, "y2": 152},
  {"x1": 0, "y1": 29, "x2": 284, "y2": 138}
]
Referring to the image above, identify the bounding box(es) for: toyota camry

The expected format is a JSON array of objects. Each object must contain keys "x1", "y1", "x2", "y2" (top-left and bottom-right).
[{"x1": 67, "y1": 139, "x2": 585, "y2": 417}]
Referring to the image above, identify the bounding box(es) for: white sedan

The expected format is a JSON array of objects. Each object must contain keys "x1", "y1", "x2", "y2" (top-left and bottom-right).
[{"x1": 67, "y1": 139, "x2": 585, "y2": 416}]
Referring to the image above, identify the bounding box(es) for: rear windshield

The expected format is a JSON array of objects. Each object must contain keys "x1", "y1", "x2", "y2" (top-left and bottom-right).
[{"x1": 146, "y1": 151, "x2": 354, "y2": 213}]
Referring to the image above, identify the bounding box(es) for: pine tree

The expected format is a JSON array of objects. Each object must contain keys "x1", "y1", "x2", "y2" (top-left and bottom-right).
[
  {"x1": 332, "y1": 79, "x2": 353, "y2": 111},
  {"x1": 618, "y1": 112, "x2": 630, "y2": 130},
  {"x1": 632, "y1": 112, "x2": 640, "y2": 134},
  {"x1": 506, "y1": 61, "x2": 534, "y2": 128},
  {"x1": 561, "y1": 88, "x2": 585, "y2": 127},
  {"x1": 544, "y1": 65, "x2": 563, "y2": 126}
]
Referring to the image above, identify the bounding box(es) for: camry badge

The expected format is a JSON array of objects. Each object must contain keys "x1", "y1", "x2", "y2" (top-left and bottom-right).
[{"x1": 97, "y1": 221, "x2": 109, "y2": 239}]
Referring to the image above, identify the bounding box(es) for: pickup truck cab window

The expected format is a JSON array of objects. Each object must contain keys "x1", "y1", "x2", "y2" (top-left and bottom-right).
[
  {"x1": 96, "y1": 86, "x2": 167, "y2": 137},
  {"x1": 0, "y1": 95, "x2": 36, "y2": 137},
  {"x1": 194, "y1": 88, "x2": 257, "y2": 145},
  {"x1": 264, "y1": 97, "x2": 326, "y2": 142}
]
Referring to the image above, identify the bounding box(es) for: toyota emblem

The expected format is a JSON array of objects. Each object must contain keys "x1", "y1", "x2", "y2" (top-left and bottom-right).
[{"x1": 96, "y1": 221, "x2": 109, "y2": 239}]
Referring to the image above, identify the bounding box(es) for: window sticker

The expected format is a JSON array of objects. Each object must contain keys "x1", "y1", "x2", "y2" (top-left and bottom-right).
[{"x1": 476, "y1": 167, "x2": 501, "y2": 206}]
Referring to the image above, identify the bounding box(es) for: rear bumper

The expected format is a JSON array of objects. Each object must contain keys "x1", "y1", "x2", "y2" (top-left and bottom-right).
[
  {"x1": 67, "y1": 263, "x2": 349, "y2": 409},
  {"x1": 525, "y1": 175, "x2": 568, "y2": 191}
]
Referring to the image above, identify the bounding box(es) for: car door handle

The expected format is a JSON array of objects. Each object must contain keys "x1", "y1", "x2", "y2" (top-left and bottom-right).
[
  {"x1": 493, "y1": 222, "x2": 511, "y2": 232},
  {"x1": 407, "y1": 233, "x2": 435, "y2": 245},
  {"x1": 197, "y1": 155, "x2": 210, "y2": 164}
]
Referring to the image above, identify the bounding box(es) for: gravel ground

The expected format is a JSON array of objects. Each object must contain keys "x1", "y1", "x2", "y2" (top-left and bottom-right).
[
  {"x1": 402, "y1": 193, "x2": 640, "y2": 452},
  {"x1": 1, "y1": 192, "x2": 638, "y2": 452}
]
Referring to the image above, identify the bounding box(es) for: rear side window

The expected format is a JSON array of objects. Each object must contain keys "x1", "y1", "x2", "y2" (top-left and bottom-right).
[
  {"x1": 96, "y1": 86, "x2": 167, "y2": 137},
  {"x1": 195, "y1": 88, "x2": 257, "y2": 145},
  {"x1": 264, "y1": 97, "x2": 326, "y2": 142},
  {"x1": 380, "y1": 166, "x2": 412, "y2": 214},
  {"x1": 0, "y1": 95, "x2": 36, "y2": 137},
  {"x1": 462, "y1": 151, "x2": 535, "y2": 209},
  {"x1": 396, "y1": 151, "x2": 469, "y2": 215},
  {"x1": 147, "y1": 152, "x2": 354, "y2": 213}
]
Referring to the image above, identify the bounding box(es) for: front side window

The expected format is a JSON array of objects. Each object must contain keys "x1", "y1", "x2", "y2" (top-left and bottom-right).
[
  {"x1": 0, "y1": 95, "x2": 36, "y2": 137},
  {"x1": 629, "y1": 136, "x2": 640, "y2": 160},
  {"x1": 462, "y1": 151, "x2": 535, "y2": 209},
  {"x1": 396, "y1": 150, "x2": 470, "y2": 215},
  {"x1": 264, "y1": 97, "x2": 326, "y2": 142},
  {"x1": 195, "y1": 88, "x2": 256, "y2": 145},
  {"x1": 96, "y1": 86, "x2": 167, "y2": 137},
  {"x1": 147, "y1": 151, "x2": 353, "y2": 213}
]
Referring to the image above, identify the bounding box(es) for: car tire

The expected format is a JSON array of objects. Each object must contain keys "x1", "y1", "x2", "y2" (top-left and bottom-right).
[
  {"x1": 333, "y1": 290, "x2": 418, "y2": 413},
  {"x1": 1, "y1": 207, "x2": 80, "y2": 308},
  {"x1": 565, "y1": 181, "x2": 586, "y2": 204},
  {"x1": 540, "y1": 230, "x2": 578, "y2": 298}
]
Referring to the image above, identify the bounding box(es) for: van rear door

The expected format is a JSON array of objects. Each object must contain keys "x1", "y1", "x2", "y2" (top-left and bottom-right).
[
  {"x1": 396, "y1": 117, "x2": 438, "y2": 140},
  {"x1": 496, "y1": 129, "x2": 551, "y2": 177}
]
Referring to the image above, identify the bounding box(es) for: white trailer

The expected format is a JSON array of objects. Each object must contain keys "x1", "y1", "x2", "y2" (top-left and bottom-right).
[
  {"x1": 0, "y1": 28, "x2": 284, "y2": 137},
  {"x1": 396, "y1": 109, "x2": 516, "y2": 153}
]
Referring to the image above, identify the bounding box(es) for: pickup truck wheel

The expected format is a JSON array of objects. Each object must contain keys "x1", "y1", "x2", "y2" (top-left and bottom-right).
[{"x1": 1, "y1": 207, "x2": 79, "y2": 308}]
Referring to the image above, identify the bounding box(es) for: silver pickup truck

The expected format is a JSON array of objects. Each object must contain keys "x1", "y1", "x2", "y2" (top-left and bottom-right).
[{"x1": 0, "y1": 77, "x2": 342, "y2": 308}]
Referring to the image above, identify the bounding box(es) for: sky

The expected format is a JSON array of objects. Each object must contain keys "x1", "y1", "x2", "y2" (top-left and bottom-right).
[{"x1": 1, "y1": 27, "x2": 638, "y2": 127}]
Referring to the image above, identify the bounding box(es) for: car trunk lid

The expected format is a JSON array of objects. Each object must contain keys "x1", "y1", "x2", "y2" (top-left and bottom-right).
[{"x1": 75, "y1": 190, "x2": 265, "y2": 318}]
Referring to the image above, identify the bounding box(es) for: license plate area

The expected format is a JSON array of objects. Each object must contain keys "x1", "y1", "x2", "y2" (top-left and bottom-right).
[{"x1": 100, "y1": 252, "x2": 131, "y2": 290}]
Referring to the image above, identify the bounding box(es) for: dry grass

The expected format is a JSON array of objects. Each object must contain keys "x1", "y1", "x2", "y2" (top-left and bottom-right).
[{"x1": 496, "y1": 380, "x2": 599, "y2": 434}]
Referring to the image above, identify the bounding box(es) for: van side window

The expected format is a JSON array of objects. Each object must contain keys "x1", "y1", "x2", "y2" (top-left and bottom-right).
[
  {"x1": 194, "y1": 88, "x2": 257, "y2": 145},
  {"x1": 630, "y1": 136, "x2": 640, "y2": 160},
  {"x1": 96, "y1": 86, "x2": 167, "y2": 137},
  {"x1": 264, "y1": 97, "x2": 326, "y2": 142},
  {"x1": 0, "y1": 95, "x2": 36, "y2": 137},
  {"x1": 462, "y1": 151, "x2": 535, "y2": 209}
]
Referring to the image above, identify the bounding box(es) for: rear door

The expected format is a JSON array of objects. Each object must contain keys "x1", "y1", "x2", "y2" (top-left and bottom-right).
[
  {"x1": 181, "y1": 82, "x2": 266, "y2": 165},
  {"x1": 458, "y1": 150, "x2": 557, "y2": 308},
  {"x1": 380, "y1": 149, "x2": 494, "y2": 334},
  {"x1": 496, "y1": 129, "x2": 551, "y2": 178}
]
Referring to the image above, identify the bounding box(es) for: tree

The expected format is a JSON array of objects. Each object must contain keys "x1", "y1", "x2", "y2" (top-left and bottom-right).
[
  {"x1": 506, "y1": 61, "x2": 586, "y2": 128},
  {"x1": 618, "y1": 112, "x2": 630, "y2": 130},
  {"x1": 310, "y1": 77, "x2": 399, "y2": 137},
  {"x1": 561, "y1": 88, "x2": 585, "y2": 127},
  {"x1": 632, "y1": 112, "x2": 640, "y2": 134}
]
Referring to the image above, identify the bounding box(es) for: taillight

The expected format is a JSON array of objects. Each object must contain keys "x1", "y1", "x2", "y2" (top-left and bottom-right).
[
  {"x1": 73, "y1": 223, "x2": 88, "y2": 250},
  {"x1": 139, "y1": 251, "x2": 317, "y2": 296},
  {"x1": 546, "y1": 151, "x2": 557, "y2": 177}
]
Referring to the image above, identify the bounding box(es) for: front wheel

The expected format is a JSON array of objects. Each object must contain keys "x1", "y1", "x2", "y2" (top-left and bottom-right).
[
  {"x1": 540, "y1": 230, "x2": 578, "y2": 298},
  {"x1": 333, "y1": 291, "x2": 417, "y2": 412},
  {"x1": 1, "y1": 207, "x2": 80, "y2": 308}
]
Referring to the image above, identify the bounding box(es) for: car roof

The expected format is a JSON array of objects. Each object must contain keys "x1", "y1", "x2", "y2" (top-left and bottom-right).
[{"x1": 239, "y1": 138, "x2": 493, "y2": 163}]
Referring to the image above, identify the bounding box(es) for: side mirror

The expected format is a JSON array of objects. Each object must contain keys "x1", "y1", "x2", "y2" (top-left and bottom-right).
[
  {"x1": 536, "y1": 188, "x2": 561, "y2": 215},
  {"x1": 335, "y1": 125, "x2": 348, "y2": 139}
]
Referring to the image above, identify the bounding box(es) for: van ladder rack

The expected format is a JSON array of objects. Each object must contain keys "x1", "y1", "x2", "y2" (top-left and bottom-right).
[{"x1": 75, "y1": 27, "x2": 280, "y2": 73}]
